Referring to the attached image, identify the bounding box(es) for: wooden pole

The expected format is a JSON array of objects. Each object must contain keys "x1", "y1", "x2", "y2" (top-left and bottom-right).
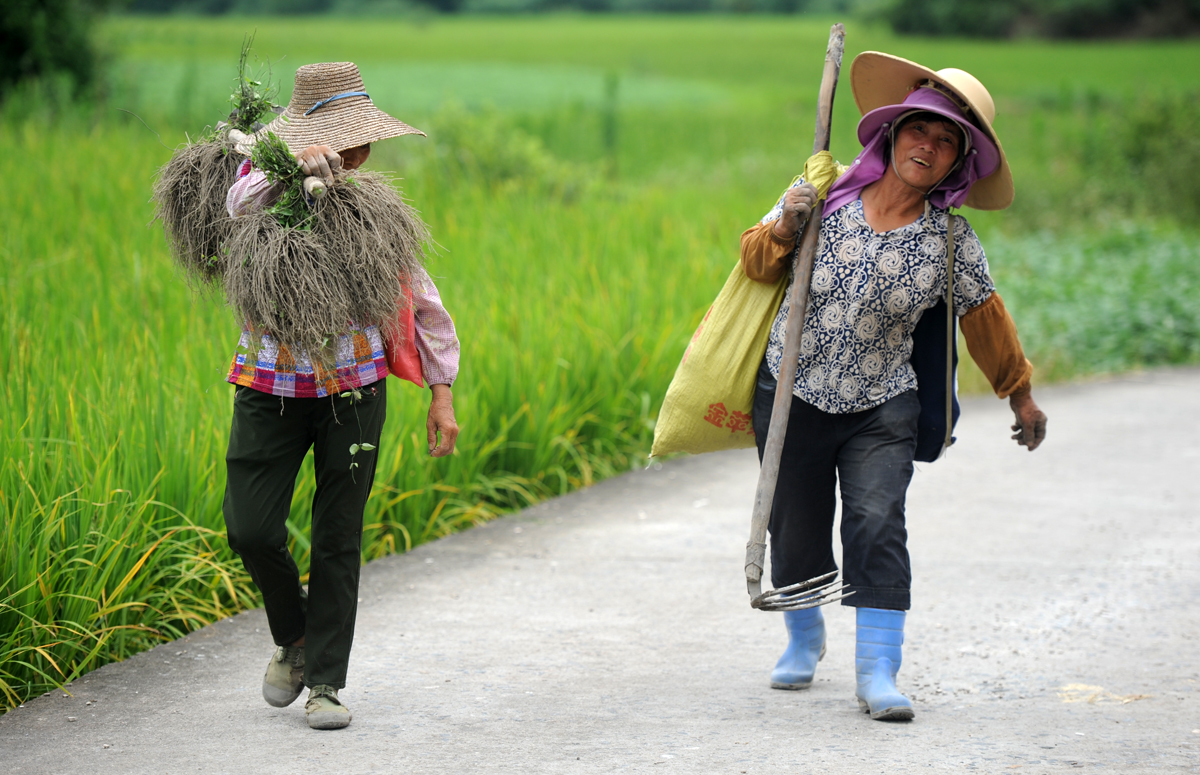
[{"x1": 746, "y1": 23, "x2": 846, "y2": 600}]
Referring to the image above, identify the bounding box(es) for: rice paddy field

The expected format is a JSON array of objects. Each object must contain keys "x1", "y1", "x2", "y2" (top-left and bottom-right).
[{"x1": 2, "y1": 16, "x2": 1198, "y2": 710}]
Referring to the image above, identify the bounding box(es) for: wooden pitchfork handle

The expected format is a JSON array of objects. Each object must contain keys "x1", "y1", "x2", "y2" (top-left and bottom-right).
[
  {"x1": 746, "y1": 23, "x2": 846, "y2": 604},
  {"x1": 303, "y1": 176, "x2": 329, "y2": 199}
]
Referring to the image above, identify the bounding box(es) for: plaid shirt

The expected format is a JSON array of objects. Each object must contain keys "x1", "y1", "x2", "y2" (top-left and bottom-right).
[
  {"x1": 225, "y1": 161, "x2": 460, "y2": 398},
  {"x1": 228, "y1": 327, "x2": 390, "y2": 398}
]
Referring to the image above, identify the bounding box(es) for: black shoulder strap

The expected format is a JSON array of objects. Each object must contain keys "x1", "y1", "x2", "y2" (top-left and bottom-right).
[{"x1": 944, "y1": 212, "x2": 957, "y2": 453}]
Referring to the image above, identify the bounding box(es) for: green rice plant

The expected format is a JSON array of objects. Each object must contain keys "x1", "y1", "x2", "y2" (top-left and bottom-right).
[
  {"x1": 1119, "y1": 92, "x2": 1200, "y2": 224},
  {"x1": 250, "y1": 130, "x2": 312, "y2": 228},
  {"x1": 228, "y1": 33, "x2": 278, "y2": 133},
  {"x1": 96, "y1": 16, "x2": 1200, "y2": 237},
  {"x1": 100, "y1": 16, "x2": 1200, "y2": 98},
  {"x1": 0, "y1": 491, "x2": 258, "y2": 705},
  {"x1": 0, "y1": 117, "x2": 730, "y2": 711},
  {"x1": 420, "y1": 103, "x2": 597, "y2": 202},
  {"x1": 994, "y1": 88, "x2": 1200, "y2": 232}
]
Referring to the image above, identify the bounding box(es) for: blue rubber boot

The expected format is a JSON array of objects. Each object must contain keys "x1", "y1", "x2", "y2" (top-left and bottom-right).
[
  {"x1": 770, "y1": 607, "x2": 826, "y2": 690},
  {"x1": 855, "y1": 607, "x2": 915, "y2": 720}
]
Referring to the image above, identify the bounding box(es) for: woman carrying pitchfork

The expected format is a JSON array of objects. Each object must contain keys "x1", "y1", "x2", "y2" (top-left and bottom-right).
[{"x1": 740, "y1": 53, "x2": 1047, "y2": 720}]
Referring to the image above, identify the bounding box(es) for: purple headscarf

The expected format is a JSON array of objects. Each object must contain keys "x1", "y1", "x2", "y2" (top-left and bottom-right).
[{"x1": 824, "y1": 87, "x2": 1000, "y2": 217}]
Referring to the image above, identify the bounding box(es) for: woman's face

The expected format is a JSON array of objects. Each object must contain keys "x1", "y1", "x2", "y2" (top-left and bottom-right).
[
  {"x1": 341, "y1": 143, "x2": 371, "y2": 171},
  {"x1": 891, "y1": 118, "x2": 962, "y2": 190}
]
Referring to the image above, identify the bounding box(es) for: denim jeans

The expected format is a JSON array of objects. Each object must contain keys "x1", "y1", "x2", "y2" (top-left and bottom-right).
[
  {"x1": 752, "y1": 361, "x2": 919, "y2": 610},
  {"x1": 223, "y1": 381, "x2": 387, "y2": 688}
]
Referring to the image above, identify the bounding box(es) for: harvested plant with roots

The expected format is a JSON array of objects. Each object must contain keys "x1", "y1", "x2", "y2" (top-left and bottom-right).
[
  {"x1": 250, "y1": 131, "x2": 312, "y2": 230},
  {"x1": 228, "y1": 33, "x2": 277, "y2": 135},
  {"x1": 153, "y1": 41, "x2": 429, "y2": 368},
  {"x1": 153, "y1": 137, "x2": 244, "y2": 287},
  {"x1": 223, "y1": 170, "x2": 431, "y2": 368},
  {"x1": 152, "y1": 36, "x2": 278, "y2": 287}
]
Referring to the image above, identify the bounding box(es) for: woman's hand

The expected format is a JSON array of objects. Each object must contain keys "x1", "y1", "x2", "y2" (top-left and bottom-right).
[
  {"x1": 773, "y1": 183, "x2": 819, "y2": 241},
  {"x1": 1009, "y1": 392, "x2": 1047, "y2": 451},
  {"x1": 427, "y1": 384, "x2": 460, "y2": 458},
  {"x1": 296, "y1": 145, "x2": 342, "y2": 186}
]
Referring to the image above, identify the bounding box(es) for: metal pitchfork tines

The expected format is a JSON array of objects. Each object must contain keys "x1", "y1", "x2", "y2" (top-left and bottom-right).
[
  {"x1": 745, "y1": 23, "x2": 851, "y2": 611},
  {"x1": 750, "y1": 571, "x2": 853, "y2": 611}
]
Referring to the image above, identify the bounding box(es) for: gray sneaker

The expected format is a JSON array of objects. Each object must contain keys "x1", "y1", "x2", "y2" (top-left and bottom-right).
[
  {"x1": 262, "y1": 645, "x2": 305, "y2": 707},
  {"x1": 305, "y1": 685, "x2": 352, "y2": 730}
]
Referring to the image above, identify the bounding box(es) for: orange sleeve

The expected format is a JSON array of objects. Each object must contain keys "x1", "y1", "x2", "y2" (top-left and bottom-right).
[
  {"x1": 740, "y1": 219, "x2": 796, "y2": 284},
  {"x1": 960, "y1": 292, "x2": 1033, "y2": 399}
]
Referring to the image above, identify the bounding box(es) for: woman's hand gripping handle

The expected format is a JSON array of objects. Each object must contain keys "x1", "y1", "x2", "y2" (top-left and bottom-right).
[
  {"x1": 297, "y1": 144, "x2": 342, "y2": 199},
  {"x1": 773, "y1": 183, "x2": 820, "y2": 242}
]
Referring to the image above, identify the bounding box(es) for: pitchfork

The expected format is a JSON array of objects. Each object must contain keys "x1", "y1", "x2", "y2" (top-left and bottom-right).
[{"x1": 745, "y1": 24, "x2": 854, "y2": 613}]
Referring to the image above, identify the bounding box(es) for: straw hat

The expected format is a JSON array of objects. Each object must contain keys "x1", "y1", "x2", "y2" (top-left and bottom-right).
[
  {"x1": 850, "y1": 52, "x2": 1013, "y2": 210},
  {"x1": 256, "y1": 62, "x2": 424, "y2": 156}
]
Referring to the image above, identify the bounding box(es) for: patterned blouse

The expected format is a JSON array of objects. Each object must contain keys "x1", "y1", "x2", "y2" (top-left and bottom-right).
[
  {"x1": 227, "y1": 326, "x2": 389, "y2": 399},
  {"x1": 762, "y1": 181, "x2": 995, "y2": 414}
]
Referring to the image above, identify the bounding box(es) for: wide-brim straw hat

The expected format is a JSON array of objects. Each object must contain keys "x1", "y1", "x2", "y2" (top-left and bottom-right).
[
  {"x1": 255, "y1": 62, "x2": 425, "y2": 156},
  {"x1": 850, "y1": 52, "x2": 1014, "y2": 210}
]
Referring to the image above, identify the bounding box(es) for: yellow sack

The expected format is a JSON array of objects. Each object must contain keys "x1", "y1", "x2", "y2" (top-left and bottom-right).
[
  {"x1": 801, "y1": 150, "x2": 847, "y2": 198},
  {"x1": 650, "y1": 263, "x2": 787, "y2": 456},
  {"x1": 650, "y1": 152, "x2": 846, "y2": 457}
]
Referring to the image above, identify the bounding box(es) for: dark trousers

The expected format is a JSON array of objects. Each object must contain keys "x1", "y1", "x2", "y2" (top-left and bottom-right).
[
  {"x1": 753, "y1": 361, "x2": 919, "y2": 611},
  {"x1": 223, "y1": 381, "x2": 387, "y2": 688}
]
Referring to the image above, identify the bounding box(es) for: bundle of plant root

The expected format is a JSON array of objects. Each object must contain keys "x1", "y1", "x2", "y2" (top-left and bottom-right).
[
  {"x1": 223, "y1": 168, "x2": 430, "y2": 367},
  {"x1": 152, "y1": 135, "x2": 244, "y2": 286},
  {"x1": 152, "y1": 35, "x2": 278, "y2": 287}
]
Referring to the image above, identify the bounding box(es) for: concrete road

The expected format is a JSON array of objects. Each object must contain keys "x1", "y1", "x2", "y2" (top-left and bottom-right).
[{"x1": 3, "y1": 370, "x2": 1198, "y2": 774}]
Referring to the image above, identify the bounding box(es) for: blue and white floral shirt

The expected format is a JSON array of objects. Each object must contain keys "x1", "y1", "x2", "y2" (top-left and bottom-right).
[{"x1": 762, "y1": 181, "x2": 995, "y2": 414}]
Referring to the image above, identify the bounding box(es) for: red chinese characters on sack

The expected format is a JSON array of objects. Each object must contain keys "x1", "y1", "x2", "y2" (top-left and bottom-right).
[
  {"x1": 727, "y1": 410, "x2": 752, "y2": 435},
  {"x1": 702, "y1": 403, "x2": 755, "y2": 437},
  {"x1": 703, "y1": 402, "x2": 729, "y2": 427}
]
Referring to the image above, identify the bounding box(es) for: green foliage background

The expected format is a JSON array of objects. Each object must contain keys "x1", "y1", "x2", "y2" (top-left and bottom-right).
[
  {"x1": 886, "y1": 0, "x2": 1200, "y2": 38},
  {"x1": 115, "y1": 0, "x2": 1200, "y2": 35},
  {"x1": 0, "y1": 0, "x2": 111, "y2": 97},
  {"x1": 2, "y1": 16, "x2": 1199, "y2": 710}
]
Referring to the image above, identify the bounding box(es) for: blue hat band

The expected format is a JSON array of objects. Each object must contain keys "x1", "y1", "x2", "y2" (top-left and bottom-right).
[{"x1": 304, "y1": 91, "x2": 371, "y2": 116}]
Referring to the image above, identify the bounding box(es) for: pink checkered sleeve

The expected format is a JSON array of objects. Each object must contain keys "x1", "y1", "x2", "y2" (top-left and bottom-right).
[
  {"x1": 411, "y1": 266, "x2": 460, "y2": 386},
  {"x1": 226, "y1": 160, "x2": 277, "y2": 217}
]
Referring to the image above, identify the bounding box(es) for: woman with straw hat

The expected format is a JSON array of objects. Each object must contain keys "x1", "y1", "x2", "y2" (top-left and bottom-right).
[
  {"x1": 222, "y1": 62, "x2": 460, "y2": 730},
  {"x1": 739, "y1": 53, "x2": 1047, "y2": 721}
]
